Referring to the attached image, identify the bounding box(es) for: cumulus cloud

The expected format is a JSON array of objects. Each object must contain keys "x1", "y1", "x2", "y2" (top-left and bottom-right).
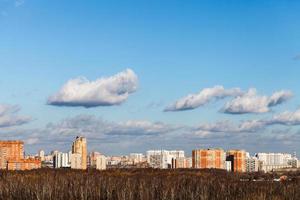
[
  {"x1": 164, "y1": 86, "x2": 242, "y2": 111},
  {"x1": 222, "y1": 88, "x2": 292, "y2": 114},
  {"x1": 47, "y1": 69, "x2": 138, "y2": 108},
  {"x1": 0, "y1": 104, "x2": 31, "y2": 128}
]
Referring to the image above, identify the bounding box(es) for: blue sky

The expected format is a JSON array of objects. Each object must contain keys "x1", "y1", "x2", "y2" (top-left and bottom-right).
[{"x1": 0, "y1": 0, "x2": 300, "y2": 155}]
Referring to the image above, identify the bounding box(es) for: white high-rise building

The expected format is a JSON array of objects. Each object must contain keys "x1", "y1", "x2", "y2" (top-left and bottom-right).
[
  {"x1": 146, "y1": 150, "x2": 185, "y2": 169},
  {"x1": 54, "y1": 152, "x2": 71, "y2": 168},
  {"x1": 256, "y1": 153, "x2": 293, "y2": 172},
  {"x1": 246, "y1": 157, "x2": 259, "y2": 172}
]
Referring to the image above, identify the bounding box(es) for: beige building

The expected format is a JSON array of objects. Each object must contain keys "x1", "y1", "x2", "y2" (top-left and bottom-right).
[
  {"x1": 71, "y1": 153, "x2": 82, "y2": 169},
  {"x1": 96, "y1": 155, "x2": 106, "y2": 170},
  {"x1": 71, "y1": 136, "x2": 87, "y2": 170}
]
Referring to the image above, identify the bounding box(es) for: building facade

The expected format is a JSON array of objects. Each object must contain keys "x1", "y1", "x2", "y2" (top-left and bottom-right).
[
  {"x1": 147, "y1": 150, "x2": 185, "y2": 169},
  {"x1": 192, "y1": 149, "x2": 225, "y2": 169},
  {"x1": 71, "y1": 153, "x2": 82, "y2": 169},
  {"x1": 7, "y1": 158, "x2": 41, "y2": 170},
  {"x1": 96, "y1": 155, "x2": 106, "y2": 170},
  {"x1": 245, "y1": 157, "x2": 259, "y2": 172},
  {"x1": 54, "y1": 152, "x2": 71, "y2": 168},
  {"x1": 72, "y1": 136, "x2": 87, "y2": 170},
  {"x1": 226, "y1": 150, "x2": 246, "y2": 172},
  {"x1": 0, "y1": 141, "x2": 24, "y2": 169},
  {"x1": 256, "y1": 153, "x2": 293, "y2": 172},
  {"x1": 0, "y1": 140, "x2": 41, "y2": 170}
]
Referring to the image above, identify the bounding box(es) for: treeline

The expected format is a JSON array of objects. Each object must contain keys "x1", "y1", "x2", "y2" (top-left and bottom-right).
[{"x1": 0, "y1": 169, "x2": 299, "y2": 200}]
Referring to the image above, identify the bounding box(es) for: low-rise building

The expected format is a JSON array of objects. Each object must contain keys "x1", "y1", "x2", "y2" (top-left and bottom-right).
[{"x1": 7, "y1": 158, "x2": 41, "y2": 170}]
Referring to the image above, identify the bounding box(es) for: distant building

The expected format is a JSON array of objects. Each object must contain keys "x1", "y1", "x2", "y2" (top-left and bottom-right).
[
  {"x1": 147, "y1": 150, "x2": 184, "y2": 169},
  {"x1": 172, "y1": 157, "x2": 192, "y2": 169},
  {"x1": 129, "y1": 153, "x2": 145, "y2": 163},
  {"x1": 0, "y1": 141, "x2": 24, "y2": 169},
  {"x1": 72, "y1": 136, "x2": 87, "y2": 170},
  {"x1": 225, "y1": 161, "x2": 232, "y2": 172},
  {"x1": 192, "y1": 149, "x2": 225, "y2": 169},
  {"x1": 89, "y1": 152, "x2": 102, "y2": 167},
  {"x1": 71, "y1": 153, "x2": 82, "y2": 169},
  {"x1": 288, "y1": 158, "x2": 299, "y2": 168},
  {"x1": 96, "y1": 155, "x2": 106, "y2": 170},
  {"x1": 88, "y1": 152, "x2": 106, "y2": 170},
  {"x1": 246, "y1": 157, "x2": 259, "y2": 172},
  {"x1": 0, "y1": 140, "x2": 41, "y2": 170},
  {"x1": 38, "y1": 150, "x2": 45, "y2": 162},
  {"x1": 226, "y1": 150, "x2": 246, "y2": 172},
  {"x1": 256, "y1": 153, "x2": 293, "y2": 172},
  {"x1": 7, "y1": 158, "x2": 41, "y2": 170},
  {"x1": 53, "y1": 152, "x2": 71, "y2": 168}
]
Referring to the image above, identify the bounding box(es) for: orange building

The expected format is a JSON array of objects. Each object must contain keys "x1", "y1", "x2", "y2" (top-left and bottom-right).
[
  {"x1": 7, "y1": 158, "x2": 41, "y2": 170},
  {"x1": 192, "y1": 149, "x2": 225, "y2": 169},
  {"x1": 0, "y1": 140, "x2": 41, "y2": 170},
  {"x1": 172, "y1": 157, "x2": 192, "y2": 169},
  {"x1": 0, "y1": 141, "x2": 24, "y2": 169},
  {"x1": 226, "y1": 150, "x2": 246, "y2": 172}
]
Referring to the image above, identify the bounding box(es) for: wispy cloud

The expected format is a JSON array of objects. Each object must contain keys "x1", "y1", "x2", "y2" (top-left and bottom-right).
[
  {"x1": 14, "y1": 0, "x2": 25, "y2": 7},
  {"x1": 293, "y1": 54, "x2": 300, "y2": 60},
  {"x1": 0, "y1": 104, "x2": 31, "y2": 128},
  {"x1": 47, "y1": 69, "x2": 138, "y2": 108}
]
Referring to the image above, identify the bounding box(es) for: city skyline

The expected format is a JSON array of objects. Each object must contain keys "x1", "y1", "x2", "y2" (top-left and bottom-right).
[{"x1": 0, "y1": 0, "x2": 300, "y2": 155}]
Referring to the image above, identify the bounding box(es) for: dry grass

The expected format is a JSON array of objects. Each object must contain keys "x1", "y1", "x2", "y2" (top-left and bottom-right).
[{"x1": 0, "y1": 169, "x2": 299, "y2": 200}]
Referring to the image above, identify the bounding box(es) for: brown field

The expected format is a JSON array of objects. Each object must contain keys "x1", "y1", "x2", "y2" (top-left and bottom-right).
[{"x1": 0, "y1": 169, "x2": 299, "y2": 200}]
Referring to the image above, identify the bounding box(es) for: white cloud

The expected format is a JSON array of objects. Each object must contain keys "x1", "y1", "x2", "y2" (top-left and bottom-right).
[
  {"x1": 194, "y1": 108, "x2": 300, "y2": 136},
  {"x1": 164, "y1": 85, "x2": 242, "y2": 111},
  {"x1": 0, "y1": 104, "x2": 31, "y2": 128},
  {"x1": 47, "y1": 69, "x2": 138, "y2": 108},
  {"x1": 268, "y1": 109, "x2": 300, "y2": 125},
  {"x1": 0, "y1": 115, "x2": 184, "y2": 154},
  {"x1": 195, "y1": 119, "x2": 265, "y2": 134},
  {"x1": 222, "y1": 88, "x2": 292, "y2": 114},
  {"x1": 43, "y1": 115, "x2": 177, "y2": 138}
]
